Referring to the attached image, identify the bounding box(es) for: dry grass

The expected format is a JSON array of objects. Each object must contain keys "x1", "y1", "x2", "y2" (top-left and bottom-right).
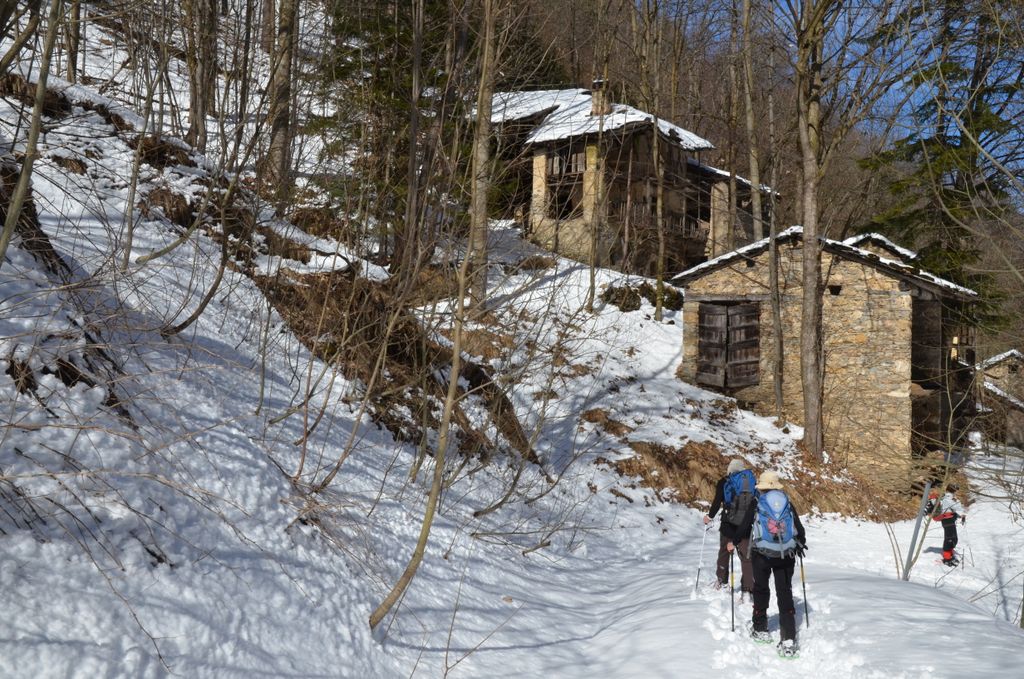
[
  {"x1": 517, "y1": 255, "x2": 556, "y2": 270},
  {"x1": 50, "y1": 155, "x2": 87, "y2": 175},
  {"x1": 140, "y1": 186, "x2": 192, "y2": 227},
  {"x1": 456, "y1": 327, "x2": 515, "y2": 361},
  {"x1": 581, "y1": 408, "x2": 634, "y2": 437},
  {"x1": 289, "y1": 206, "x2": 345, "y2": 239},
  {"x1": 255, "y1": 268, "x2": 540, "y2": 466},
  {"x1": 135, "y1": 134, "x2": 192, "y2": 170},
  {"x1": 595, "y1": 430, "x2": 951, "y2": 521}
]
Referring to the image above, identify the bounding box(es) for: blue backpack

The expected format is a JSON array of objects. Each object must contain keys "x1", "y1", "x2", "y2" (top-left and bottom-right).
[
  {"x1": 722, "y1": 469, "x2": 757, "y2": 529},
  {"x1": 751, "y1": 489, "x2": 797, "y2": 557}
]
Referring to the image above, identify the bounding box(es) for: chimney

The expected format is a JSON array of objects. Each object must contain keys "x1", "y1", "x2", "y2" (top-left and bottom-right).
[{"x1": 590, "y1": 77, "x2": 612, "y2": 116}]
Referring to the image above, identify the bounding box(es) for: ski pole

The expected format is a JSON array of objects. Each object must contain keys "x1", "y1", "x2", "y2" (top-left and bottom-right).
[
  {"x1": 799, "y1": 553, "x2": 809, "y2": 629},
  {"x1": 695, "y1": 524, "x2": 711, "y2": 593},
  {"x1": 730, "y1": 549, "x2": 735, "y2": 632},
  {"x1": 961, "y1": 519, "x2": 974, "y2": 567}
]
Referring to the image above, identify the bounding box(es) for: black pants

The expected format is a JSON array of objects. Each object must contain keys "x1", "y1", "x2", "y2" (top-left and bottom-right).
[
  {"x1": 942, "y1": 518, "x2": 959, "y2": 560},
  {"x1": 751, "y1": 551, "x2": 797, "y2": 641}
]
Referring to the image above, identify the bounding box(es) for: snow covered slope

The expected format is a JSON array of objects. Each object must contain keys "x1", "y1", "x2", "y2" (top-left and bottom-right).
[{"x1": 1, "y1": 6, "x2": 1023, "y2": 678}]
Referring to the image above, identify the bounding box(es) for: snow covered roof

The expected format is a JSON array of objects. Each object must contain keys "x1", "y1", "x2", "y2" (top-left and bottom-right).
[
  {"x1": 841, "y1": 233, "x2": 918, "y2": 263},
  {"x1": 490, "y1": 89, "x2": 591, "y2": 124},
  {"x1": 686, "y1": 158, "x2": 776, "y2": 195},
  {"x1": 672, "y1": 226, "x2": 978, "y2": 301},
  {"x1": 983, "y1": 381, "x2": 1024, "y2": 411},
  {"x1": 977, "y1": 349, "x2": 1024, "y2": 371},
  {"x1": 491, "y1": 89, "x2": 714, "y2": 152}
]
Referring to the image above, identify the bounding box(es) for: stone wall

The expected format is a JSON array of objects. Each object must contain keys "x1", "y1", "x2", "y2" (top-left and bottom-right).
[
  {"x1": 983, "y1": 358, "x2": 1024, "y2": 400},
  {"x1": 529, "y1": 146, "x2": 616, "y2": 265},
  {"x1": 680, "y1": 241, "x2": 916, "y2": 484}
]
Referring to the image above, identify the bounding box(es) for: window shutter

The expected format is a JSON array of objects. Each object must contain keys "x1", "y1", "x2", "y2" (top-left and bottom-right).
[
  {"x1": 726, "y1": 303, "x2": 760, "y2": 387},
  {"x1": 697, "y1": 304, "x2": 728, "y2": 387}
]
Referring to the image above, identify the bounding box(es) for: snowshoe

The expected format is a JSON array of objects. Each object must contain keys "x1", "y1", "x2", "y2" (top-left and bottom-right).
[
  {"x1": 777, "y1": 639, "x2": 799, "y2": 659},
  {"x1": 942, "y1": 557, "x2": 960, "y2": 568},
  {"x1": 749, "y1": 627, "x2": 773, "y2": 644}
]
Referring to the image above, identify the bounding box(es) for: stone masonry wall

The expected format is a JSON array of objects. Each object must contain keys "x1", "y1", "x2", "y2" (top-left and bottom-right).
[
  {"x1": 680, "y1": 242, "x2": 915, "y2": 484},
  {"x1": 529, "y1": 145, "x2": 617, "y2": 264}
]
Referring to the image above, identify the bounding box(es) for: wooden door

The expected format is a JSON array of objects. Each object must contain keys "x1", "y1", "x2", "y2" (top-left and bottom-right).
[
  {"x1": 696, "y1": 302, "x2": 760, "y2": 390},
  {"x1": 726, "y1": 304, "x2": 760, "y2": 387},
  {"x1": 697, "y1": 304, "x2": 728, "y2": 387}
]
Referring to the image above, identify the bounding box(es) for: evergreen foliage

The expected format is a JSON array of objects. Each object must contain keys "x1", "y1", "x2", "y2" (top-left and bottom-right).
[{"x1": 863, "y1": 0, "x2": 1024, "y2": 328}]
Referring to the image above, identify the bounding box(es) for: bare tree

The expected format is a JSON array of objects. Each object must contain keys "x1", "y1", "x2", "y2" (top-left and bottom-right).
[
  {"x1": 468, "y1": 0, "x2": 499, "y2": 310},
  {"x1": 0, "y1": 0, "x2": 63, "y2": 270},
  {"x1": 264, "y1": 0, "x2": 298, "y2": 212},
  {"x1": 184, "y1": 0, "x2": 219, "y2": 151},
  {"x1": 784, "y1": 0, "x2": 909, "y2": 458}
]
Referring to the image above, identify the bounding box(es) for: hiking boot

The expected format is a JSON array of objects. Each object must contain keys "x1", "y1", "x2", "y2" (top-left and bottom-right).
[
  {"x1": 943, "y1": 557, "x2": 960, "y2": 567},
  {"x1": 778, "y1": 639, "x2": 799, "y2": 658},
  {"x1": 714, "y1": 579, "x2": 726, "y2": 590},
  {"x1": 750, "y1": 628, "x2": 772, "y2": 643}
]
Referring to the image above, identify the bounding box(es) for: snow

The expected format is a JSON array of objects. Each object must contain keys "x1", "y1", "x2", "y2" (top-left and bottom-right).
[
  {"x1": 1, "y1": 8, "x2": 1023, "y2": 679},
  {"x1": 983, "y1": 382, "x2": 1024, "y2": 411},
  {"x1": 490, "y1": 88, "x2": 591, "y2": 123},
  {"x1": 673, "y1": 226, "x2": 978, "y2": 299},
  {"x1": 688, "y1": 157, "x2": 777, "y2": 194},
  {"x1": 841, "y1": 232, "x2": 919, "y2": 262},
  {"x1": 491, "y1": 88, "x2": 714, "y2": 151},
  {"x1": 978, "y1": 349, "x2": 1024, "y2": 371}
]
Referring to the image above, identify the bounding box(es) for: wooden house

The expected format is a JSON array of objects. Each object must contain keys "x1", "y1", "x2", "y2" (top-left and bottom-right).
[
  {"x1": 672, "y1": 228, "x2": 978, "y2": 486},
  {"x1": 489, "y1": 85, "x2": 769, "y2": 275},
  {"x1": 975, "y1": 350, "x2": 1024, "y2": 447}
]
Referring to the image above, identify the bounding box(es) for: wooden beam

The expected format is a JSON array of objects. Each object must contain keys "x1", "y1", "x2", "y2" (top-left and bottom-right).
[{"x1": 686, "y1": 293, "x2": 770, "y2": 302}]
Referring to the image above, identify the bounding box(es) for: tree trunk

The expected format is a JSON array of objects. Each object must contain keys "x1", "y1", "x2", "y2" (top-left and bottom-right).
[
  {"x1": 65, "y1": 0, "x2": 79, "y2": 83},
  {"x1": 0, "y1": 0, "x2": 63, "y2": 271},
  {"x1": 264, "y1": 0, "x2": 297, "y2": 213},
  {"x1": 395, "y1": 0, "x2": 423, "y2": 277},
  {"x1": 741, "y1": 0, "x2": 763, "y2": 241},
  {"x1": 185, "y1": 0, "x2": 218, "y2": 151},
  {"x1": 260, "y1": 0, "x2": 275, "y2": 53},
  {"x1": 796, "y1": 0, "x2": 827, "y2": 460},
  {"x1": 368, "y1": 207, "x2": 476, "y2": 633},
  {"x1": 766, "y1": 1, "x2": 784, "y2": 420},
  {"x1": 468, "y1": 0, "x2": 498, "y2": 310}
]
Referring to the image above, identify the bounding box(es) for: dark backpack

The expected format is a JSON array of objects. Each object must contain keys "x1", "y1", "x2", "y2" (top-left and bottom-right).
[
  {"x1": 751, "y1": 490, "x2": 798, "y2": 557},
  {"x1": 722, "y1": 469, "x2": 757, "y2": 529}
]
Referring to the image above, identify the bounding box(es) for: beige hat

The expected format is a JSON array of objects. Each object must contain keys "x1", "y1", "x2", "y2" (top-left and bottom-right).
[
  {"x1": 727, "y1": 459, "x2": 747, "y2": 475},
  {"x1": 756, "y1": 471, "x2": 784, "y2": 491}
]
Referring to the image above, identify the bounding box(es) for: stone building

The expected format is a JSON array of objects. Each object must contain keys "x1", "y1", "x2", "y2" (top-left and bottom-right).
[
  {"x1": 672, "y1": 228, "x2": 978, "y2": 486},
  {"x1": 975, "y1": 350, "x2": 1024, "y2": 446},
  {"x1": 489, "y1": 86, "x2": 769, "y2": 275}
]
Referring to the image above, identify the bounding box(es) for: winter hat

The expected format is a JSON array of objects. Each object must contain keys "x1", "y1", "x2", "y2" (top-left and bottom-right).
[
  {"x1": 756, "y1": 470, "x2": 785, "y2": 491},
  {"x1": 727, "y1": 459, "x2": 747, "y2": 475}
]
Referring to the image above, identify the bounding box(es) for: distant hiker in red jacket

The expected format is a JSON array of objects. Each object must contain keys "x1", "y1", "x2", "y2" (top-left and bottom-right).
[
  {"x1": 926, "y1": 483, "x2": 967, "y2": 567},
  {"x1": 704, "y1": 459, "x2": 756, "y2": 594}
]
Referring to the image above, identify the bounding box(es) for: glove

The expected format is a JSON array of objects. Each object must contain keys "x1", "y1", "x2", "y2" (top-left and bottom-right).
[
  {"x1": 796, "y1": 540, "x2": 807, "y2": 558},
  {"x1": 960, "y1": 515, "x2": 966, "y2": 525}
]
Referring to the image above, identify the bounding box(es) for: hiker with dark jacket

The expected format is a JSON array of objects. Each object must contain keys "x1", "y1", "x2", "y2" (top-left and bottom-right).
[
  {"x1": 704, "y1": 459, "x2": 756, "y2": 594},
  {"x1": 926, "y1": 483, "x2": 967, "y2": 567},
  {"x1": 731, "y1": 470, "x2": 806, "y2": 657}
]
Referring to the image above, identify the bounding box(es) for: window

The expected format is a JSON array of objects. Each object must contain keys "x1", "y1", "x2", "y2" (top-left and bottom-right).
[
  {"x1": 546, "y1": 146, "x2": 586, "y2": 177},
  {"x1": 696, "y1": 302, "x2": 760, "y2": 389}
]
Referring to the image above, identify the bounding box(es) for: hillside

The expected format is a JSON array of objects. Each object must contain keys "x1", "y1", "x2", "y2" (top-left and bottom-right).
[{"x1": 2, "y1": 3, "x2": 1024, "y2": 678}]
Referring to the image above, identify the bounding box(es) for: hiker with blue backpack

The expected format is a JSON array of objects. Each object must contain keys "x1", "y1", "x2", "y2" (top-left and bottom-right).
[
  {"x1": 704, "y1": 459, "x2": 757, "y2": 595},
  {"x1": 730, "y1": 470, "x2": 807, "y2": 658}
]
